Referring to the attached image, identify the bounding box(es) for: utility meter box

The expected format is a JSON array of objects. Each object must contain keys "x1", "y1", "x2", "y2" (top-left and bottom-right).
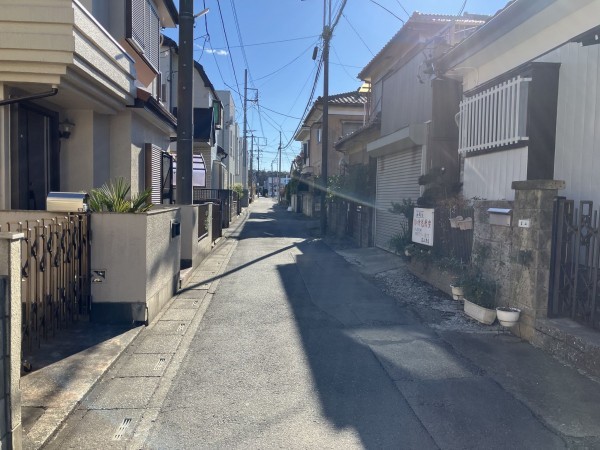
[
  {"x1": 47, "y1": 192, "x2": 88, "y2": 212},
  {"x1": 487, "y1": 208, "x2": 512, "y2": 227}
]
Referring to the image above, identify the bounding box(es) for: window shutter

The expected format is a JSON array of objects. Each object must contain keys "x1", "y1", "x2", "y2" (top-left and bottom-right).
[
  {"x1": 146, "y1": 2, "x2": 160, "y2": 70},
  {"x1": 145, "y1": 143, "x2": 163, "y2": 204},
  {"x1": 130, "y1": 0, "x2": 145, "y2": 50}
]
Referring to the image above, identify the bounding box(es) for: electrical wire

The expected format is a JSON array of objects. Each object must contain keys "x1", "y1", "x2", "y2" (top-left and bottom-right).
[
  {"x1": 395, "y1": 0, "x2": 411, "y2": 18},
  {"x1": 331, "y1": 45, "x2": 357, "y2": 81},
  {"x1": 367, "y1": 0, "x2": 405, "y2": 23},
  {"x1": 215, "y1": 0, "x2": 243, "y2": 106},
  {"x1": 342, "y1": 13, "x2": 375, "y2": 56},
  {"x1": 254, "y1": 40, "x2": 319, "y2": 84},
  {"x1": 206, "y1": 35, "x2": 319, "y2": 50},
  {"x1": 229, "y1": 0, "x2": 253, "y2": 86}
]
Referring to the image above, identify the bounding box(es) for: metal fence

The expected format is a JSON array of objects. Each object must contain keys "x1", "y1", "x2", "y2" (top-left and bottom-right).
[
  {"x1": 549, "y1": 198, "x2": 600, "y2": 330},
  {"x1": 197, "y1": 203, "x2": 209, "y2": 239},
  {"x1": 193, "y1": 188, "x2": 234, "y2": 228},
  {"x1": 0, "y1": 214, "x2": 91, "y2": 354},
  {"x1": 433, "y1": 206, "x2": 474, "y2": 263}
]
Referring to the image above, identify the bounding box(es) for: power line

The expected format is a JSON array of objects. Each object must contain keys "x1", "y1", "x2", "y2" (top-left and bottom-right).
[
  {"x1": 205, "y1": 35, "x2": 320, "y2": 50},
  {"x1": 395, "y1": 0, "x2": 411, "y2": 18},
  {"x1": 229, "y1": 0, "x2": 253, "y2": 86},
  {"x1": 331, "y1": 45, "x2": 357, "y2": 81},
  {"x1": 254, "y1": 40, "x2": 319, "y2": 83},
  {"x1": 342, "y1": 13, "x2": 375, "y2": 56},
  {"x1": 254, "y1": 104, "x2": 302, "y2": 120},
  {"x1": 215, "y1": 0, "x2": 243, "y2": 106},
  {"x1": 368, "y1": 0, "x2": 405, "y2": 22}
]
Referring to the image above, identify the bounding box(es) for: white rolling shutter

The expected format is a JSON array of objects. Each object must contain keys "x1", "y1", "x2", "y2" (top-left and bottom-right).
[{"x1": 374, "y1": 147, "x2": 422, "y2": 250}]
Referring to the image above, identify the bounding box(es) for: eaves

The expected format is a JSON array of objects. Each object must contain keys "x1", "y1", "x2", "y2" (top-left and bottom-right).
[{"x1": 438, "y1": 0, "x2": 556, "y2": 72}]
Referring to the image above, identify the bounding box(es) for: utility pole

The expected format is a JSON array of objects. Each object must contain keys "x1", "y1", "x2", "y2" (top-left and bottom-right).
[
  {"x1": 176, "y1": 0, "x2": 194, "y2": 205},
  {"x1": 320, "y1": 0, "x2": 332, "y2": 235},
  {"x1": 250, "y1": 134, "x2": 254, "y2": 197},
  {"x1": 257, "y1": 145, "x2": 260, "y2": 174},
  {"x1": 243, "y1": 69, "x2": 248, "y2": 197},
  {"x1": 278, "y1": 131, "x2": 282, "y2": 204}
]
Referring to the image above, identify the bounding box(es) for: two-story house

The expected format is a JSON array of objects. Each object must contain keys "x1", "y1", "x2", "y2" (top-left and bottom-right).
[
  {"x1": 216, "y1": 90, "x2": 240, "y2": 190},
  {"x1": 0, "y1": 0, "x2": 178, "y2": 210},
  {"x1": 352, "y1": 12, "x2": 487, "y2": 250},
  {"x1": 294, "y1": 91, "x2": 367, "y2": 179}
]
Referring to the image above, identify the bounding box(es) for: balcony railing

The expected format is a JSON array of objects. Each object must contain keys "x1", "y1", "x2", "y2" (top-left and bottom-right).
[{"x1": 458, "y1": 75, "x2": 531, "y2": 154}]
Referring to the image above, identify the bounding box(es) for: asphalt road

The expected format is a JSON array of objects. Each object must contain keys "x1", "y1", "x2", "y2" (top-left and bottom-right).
[
  {"x1": 47, "y1": 198, "x2": 578, "y2": 449},
  {"x1": 143, "y1": 198, "x2": 563, "y2": 449}
]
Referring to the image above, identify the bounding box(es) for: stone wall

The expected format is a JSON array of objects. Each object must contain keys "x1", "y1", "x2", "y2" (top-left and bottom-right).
[
  {"x1": 0, "y1": 232, "x2": 23, "y2": 449},
  {"x1": 473, "y1": 180, "x2": 565, "y2": 339}
]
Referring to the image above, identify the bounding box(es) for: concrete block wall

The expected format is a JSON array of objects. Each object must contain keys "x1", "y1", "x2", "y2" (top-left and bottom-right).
[
  {"x1": 0, "y1": 232, "x2": 23, "y2": 450},
  {"x1": 473, "y1": 180, "x2": 565, "y2": 340}
]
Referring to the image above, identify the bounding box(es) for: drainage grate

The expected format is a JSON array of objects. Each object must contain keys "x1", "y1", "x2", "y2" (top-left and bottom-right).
[
  {"x1": 113, "y1": 418, "x2": 132, "y2": 440},
  {"x1": 154, "y1": 357, "x2": 167, "y2": 371},
  {"x1": 177, "y1": 323, "x2": 186, "y2": 332}
]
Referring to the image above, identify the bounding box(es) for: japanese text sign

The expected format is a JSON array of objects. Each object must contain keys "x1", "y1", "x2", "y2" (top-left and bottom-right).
[{"x1": 412, "y1": 208, "x2": 434, "y2": 246}]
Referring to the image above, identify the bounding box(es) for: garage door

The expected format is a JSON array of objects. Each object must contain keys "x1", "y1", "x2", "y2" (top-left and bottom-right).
[{"x1": 375, "y1": 147, "x2": 422, "y2": 250}]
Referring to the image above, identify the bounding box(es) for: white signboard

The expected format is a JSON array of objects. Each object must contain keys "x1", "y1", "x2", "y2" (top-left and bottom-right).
[{"x1": 412, "y1": 208, "x2": 434, "y2": 246}]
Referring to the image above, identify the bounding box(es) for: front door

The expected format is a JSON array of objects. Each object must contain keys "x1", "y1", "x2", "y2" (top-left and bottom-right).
[{"x1": 11, "y1": 103, "x2": 59, "y2": 210}]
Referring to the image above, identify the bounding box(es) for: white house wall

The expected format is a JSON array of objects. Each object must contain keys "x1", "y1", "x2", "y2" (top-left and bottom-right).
[
  {"x1": 60, "y1": 109, "x2": 95, "y2": 192},
  {"x1": 72, "y1": 1, "x2": 135, "y2": 106},
  {"x1": 460, "y1": 0, "x2": 600, "y2": 91},
  {"x1": 93, "y1": 112, "x2": 111, "y2": 187},
  {"x1": 463, "y1": 147, "x2": 528, "y2": 201},
  {"x1": 536, "y1": 42, "x2": 600, "y2": 206}
]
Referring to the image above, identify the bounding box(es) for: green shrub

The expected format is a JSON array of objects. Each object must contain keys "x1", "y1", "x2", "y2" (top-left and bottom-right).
[{"x1": 88, "y1": 178, "x2": 152, "y2": 213}]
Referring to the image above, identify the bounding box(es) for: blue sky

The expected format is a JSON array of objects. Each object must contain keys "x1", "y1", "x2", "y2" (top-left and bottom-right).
[{"x1": 164, "y1": 0, "x2": 508, "y2": 170}]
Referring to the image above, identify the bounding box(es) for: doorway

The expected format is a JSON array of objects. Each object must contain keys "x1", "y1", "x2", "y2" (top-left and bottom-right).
[{"x1": 11, "y1": 103, "x2": 59, "y2": 210}]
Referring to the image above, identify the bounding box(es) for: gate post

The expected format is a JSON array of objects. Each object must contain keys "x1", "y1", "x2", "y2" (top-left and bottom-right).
[
  {"x1": 510, "y1": 180, "x2": 565, "y2": 339},
  {"x1": 0, "y1": 232, "x2": 24, "y2": 450}
]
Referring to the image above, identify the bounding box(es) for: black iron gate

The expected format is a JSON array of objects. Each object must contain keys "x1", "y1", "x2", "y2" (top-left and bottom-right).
[{"x1": 549, "y1": 197, "x2": 600, "y2": 330}]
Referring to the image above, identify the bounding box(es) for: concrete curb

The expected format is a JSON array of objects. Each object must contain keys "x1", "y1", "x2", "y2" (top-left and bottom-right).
[{"x1": 21, "y1": 326, "x2": 144, "y2": 449}]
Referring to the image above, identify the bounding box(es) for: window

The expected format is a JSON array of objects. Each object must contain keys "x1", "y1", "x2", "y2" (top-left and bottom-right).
[
  {"x1": 302, "y1": 142, "x2": 309, "y2": 162},
  {"x1": 213, "y1": 101, "x2": 223, "y2": 130},
  {"x1": 458, "y1": 75, "x2": 530, "y2": 154},
  {"x1": 342, "y1": 121, "x2": 362, "y2": 138},
  {"x1": 126, "y1": 0, "x2": 160, "y2": 71},
  {"x1": 317, "y1": 128, "x2": 322, "y2": 143}
]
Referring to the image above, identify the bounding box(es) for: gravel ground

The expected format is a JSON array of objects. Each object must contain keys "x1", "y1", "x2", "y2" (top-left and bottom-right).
[
  {"x1": 321, "y1": 234, "x2": 501, "y2": 334},
  {"x1": 373, "y1": 267, "x2": 498, "y2": 333}
]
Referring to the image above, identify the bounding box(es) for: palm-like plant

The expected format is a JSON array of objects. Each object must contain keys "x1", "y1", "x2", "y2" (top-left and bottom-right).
[{"x1": 88, "y1": 178, "x2": 152, "y2": 213}]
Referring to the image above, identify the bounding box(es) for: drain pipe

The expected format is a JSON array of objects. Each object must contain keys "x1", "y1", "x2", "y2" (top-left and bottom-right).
[{"x1": 0, "y1": 87, "x2": 58, "y2": 106}]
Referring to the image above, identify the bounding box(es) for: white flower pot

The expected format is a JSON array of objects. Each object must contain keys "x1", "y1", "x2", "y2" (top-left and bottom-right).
[
  {"x1": 458, "y1": 217, "x2": 473, "y2": 230},
  {"x1": 464, "y1": 299, "x2": 496, "y2": 325},
  {"x1": 449, "y1": 216, "x2": 463, "y2": 228},
  {"x1": 450, "y1": 284, "x2": 464, "y2": 300},
  {"x1": 496, "y1": 307, "x2": 521, "y2": 327}
]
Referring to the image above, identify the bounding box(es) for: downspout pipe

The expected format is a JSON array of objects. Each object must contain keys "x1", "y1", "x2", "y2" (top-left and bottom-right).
[{"x1": 0, "y1": 88, "x2": 58, "y2": 106}]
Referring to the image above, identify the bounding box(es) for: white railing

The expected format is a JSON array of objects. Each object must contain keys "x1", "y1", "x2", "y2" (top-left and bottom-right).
[{"x1": 458, "y1": 75, "x2": 531, "y2": 154}]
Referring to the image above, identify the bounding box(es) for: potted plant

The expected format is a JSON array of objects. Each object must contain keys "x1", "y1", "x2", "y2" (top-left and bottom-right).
[
  {"x1": 449, "y1": 272, "x2": 468, "y2": 300},
  {"x1": 462, "y1": 270, "x2": 497, "y2": 324},
  {"x1": 496, "y1": 306, "x2": 521, "y2": 327},
  {"x1": 449, "y1": 216, "x2": 463, "y2": 229}
]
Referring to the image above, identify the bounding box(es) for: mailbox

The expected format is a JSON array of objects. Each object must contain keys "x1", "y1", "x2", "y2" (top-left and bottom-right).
[
  {"x1": 487, "y1": 208, "x2": 512, "y2": 227},
  {"x1": 47, "y1": 192, "x2": 88, "y2": 212}
]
